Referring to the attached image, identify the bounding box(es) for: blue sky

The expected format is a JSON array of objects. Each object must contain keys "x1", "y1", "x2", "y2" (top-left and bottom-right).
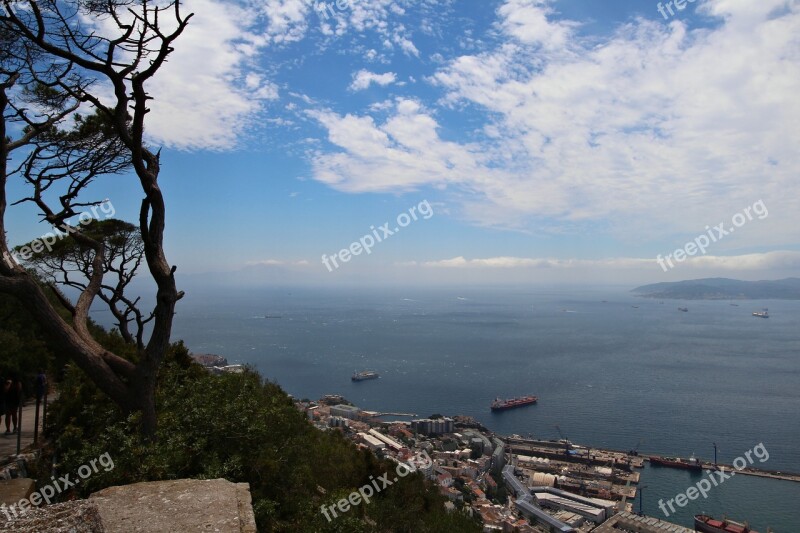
[{"x1": 5, "y1": 0, "x2": 800, "y2": 285}]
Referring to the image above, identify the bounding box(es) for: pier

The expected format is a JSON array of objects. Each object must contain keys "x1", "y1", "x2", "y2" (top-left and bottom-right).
[
  {"x1": 645, "y1": 453, "x2": 800, "y2": 483},
  {"x1": 503, "y1": 436, "x2": 640, "y2": 501},
  {"x1": 363, "y1": 411, "x2": 418, "y2": 418},
  {"x1": 501, "y1": 434, "x2": 800, "y2": 506}
]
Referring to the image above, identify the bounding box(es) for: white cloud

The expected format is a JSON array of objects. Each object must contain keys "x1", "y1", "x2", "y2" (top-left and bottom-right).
[
  {"x1": 73, "y1": 0, "x2": 280, "y2": 151},
  {"x1": 142, "y1": 0, "x2": 425, "y2": 151},
  {"x1": 416, "y1": 256, "x2": 652, "y2": 269},
  {"x1": 245, "y1": 259, "x2": 310, "y2": 267},
  {"x1": 497, "y1": 0, "x2": 577, "y2": 50},
  {"x1": 142, "y1": 0, "x2": 281, "y2": 150},
  {"x1": 411, "y1": 251, "x2": 800, "y2": 271},
  {"x1": 680, "y1": 251, "x2": 800, "y2": 271},
  {"x1": 393, "y1": 33, "x2": 420, "y2": 57},
  {"x1": 349, "y1": 70, "x2": 398, "y2": 91},
  {"x1": 307, "y1": 99, "x2": 508, "y2": 193},
  {"x1": 261, "y1": 0, "x2": 313, "y2": 44},
  {"x1": 307, "y1": 0, "x2": 800, "y2": 247},
  {"x1": 316, "y1": 0, "x2": 422, "y2": 56}
]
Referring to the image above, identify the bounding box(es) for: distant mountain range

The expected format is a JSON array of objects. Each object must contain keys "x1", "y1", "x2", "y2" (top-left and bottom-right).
[{"x1": 632, "y1": 278, "x2": 800, "y2": 300}]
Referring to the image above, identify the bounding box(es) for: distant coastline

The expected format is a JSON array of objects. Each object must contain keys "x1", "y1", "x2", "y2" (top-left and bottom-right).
[{"x1": 632, "y1": 277, "x2": 800, "y2": 300}]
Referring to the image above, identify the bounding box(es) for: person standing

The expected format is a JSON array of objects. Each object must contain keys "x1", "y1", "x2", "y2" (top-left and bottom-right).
[
  {"x1": 4, "y1": 376, "x2": 21, "y2": 435},
  {"x1": 35, "y1": 370, "x2": 47, "y2": 402},
  {"x1": 0, "y1": 373, "x2": 5, "y2": 430}
]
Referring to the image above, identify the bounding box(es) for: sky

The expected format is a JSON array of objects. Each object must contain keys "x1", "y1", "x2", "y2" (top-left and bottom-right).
[{"x1": 5, "y1": 0, "x2": 800, "y2": 286}]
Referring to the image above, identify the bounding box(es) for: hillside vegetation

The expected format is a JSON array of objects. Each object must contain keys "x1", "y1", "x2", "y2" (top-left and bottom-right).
[{"x1": 42, "y1": 338, "x2": 479, "y2": 532}]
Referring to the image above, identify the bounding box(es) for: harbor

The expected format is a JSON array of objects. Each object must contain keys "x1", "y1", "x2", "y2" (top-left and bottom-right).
[
  {"x1": 506, "y1": 436, "x2": 800, "y2": 484},
  {"x1": 302, "y1": 394, "x2": 798, "y2": 531},
  {"x1": 486, "y1": 434, "x2": 797, "y2": 530},
  {"x1": 309, "y1": 383, "x2": 798, "y2": 530},
  {"x1": 645, "y1": 453, "x2": 800, "y2": 483},
  {"x1": 504, "y1": 436, "x2": 642, "y2": 502}
]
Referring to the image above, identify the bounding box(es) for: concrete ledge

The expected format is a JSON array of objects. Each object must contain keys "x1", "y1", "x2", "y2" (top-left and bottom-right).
[
  {"x1": 235, "y1": 482, "x2": 258, "y2": 533},
  {"x1": 90, "y1": 478, "x2": 257, "y2": 532}
]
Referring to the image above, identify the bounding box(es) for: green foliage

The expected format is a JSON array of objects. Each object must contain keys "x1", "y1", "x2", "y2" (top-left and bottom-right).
[
  {"x1": 45, "y1": 344, "x2": 481, "y2": 533},
  {"x1": 0, "y1": 276, "x2": 133, "y2": 388},
  {"x1": 0, "y1": 292, "x2": 64, "y2": 389},
  {"x1": 16, "y1": 218, "x2": 138, "y2": 260}
]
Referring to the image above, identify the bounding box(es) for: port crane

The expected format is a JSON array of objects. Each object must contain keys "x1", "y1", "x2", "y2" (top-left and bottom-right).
[
  {"x1": 628, "y1": 439, "x2": 645, "y2": 457},
  {"x1": 554, "y1": 425, "x2": 572, "y2": 455},
  {"x1": 625, "y1": 439, "x2": 645, "y2": 469}
]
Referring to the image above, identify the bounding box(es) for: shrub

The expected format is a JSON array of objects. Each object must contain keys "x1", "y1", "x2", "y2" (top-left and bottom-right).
[{"x1": 44, "y1": 343, "x2": 480, "y2": 532}]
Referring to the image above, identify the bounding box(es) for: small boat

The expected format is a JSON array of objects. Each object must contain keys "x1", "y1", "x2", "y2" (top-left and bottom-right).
[
  {"x1": 352, "y1": 370, "x2": 379, "y2": 381},
  {"x1": 649, "y1": 454, "x2": 702, "y2": 471},
  {"x1": 694, "y1": 514, "x2": 758, "y2": 533},
  {"x1": 678, "y1": 307, "x2": 689, "y2": 312},
  {"x1": 752, "y1": 308, "x2": 769, "y2": 318}
]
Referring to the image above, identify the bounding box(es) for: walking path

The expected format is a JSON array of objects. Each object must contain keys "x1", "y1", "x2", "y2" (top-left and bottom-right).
[{"x1": 0, "y1": 398, "x2": 50, "y2": 464}]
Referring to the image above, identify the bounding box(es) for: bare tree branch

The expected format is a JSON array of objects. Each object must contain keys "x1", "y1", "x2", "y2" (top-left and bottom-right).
[{"x1": 0, "y1": 0, "x2": 192, "y2": 437}]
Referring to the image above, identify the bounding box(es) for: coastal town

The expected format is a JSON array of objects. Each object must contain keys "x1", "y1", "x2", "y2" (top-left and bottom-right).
[
  {"x1": 290, "y1": 388, "x2": 786, "y2": 533},
  {"x1": 297, "y1": 393, "x2": 687, "y2": 533},
  {"x1": 186, "y1": 357, "x2": 787, "y2": 532}
]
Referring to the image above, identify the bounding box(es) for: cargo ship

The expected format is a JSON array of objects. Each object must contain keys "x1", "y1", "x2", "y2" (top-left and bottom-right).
[
  {"x1": 649, "y1": 454, "x2": 702, "y2": 471},
  {"x1": 694, "y1": 514, "x2": 758, "y2": 533},
  {"x1": 351, "y1": 370, "x2": 379, "y2": 382},
  {"x1": 752, "y1": 308, "x2": 769, "y2": 318},
  {"x1": 491, "y1": 395, "x2": 538, "y2": 411}
]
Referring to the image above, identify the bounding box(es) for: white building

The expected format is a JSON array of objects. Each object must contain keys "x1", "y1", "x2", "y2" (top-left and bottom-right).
[{"x1": 330, "y1": 404, "x2": 362, "y2": 420}]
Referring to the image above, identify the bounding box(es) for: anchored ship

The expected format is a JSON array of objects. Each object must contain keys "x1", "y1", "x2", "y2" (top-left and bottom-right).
[
  {"x1": 752, "y1": 308, "x2": 769, "y2": 318},
  {"x1": 695, "y1": 514, "x2": 758, "y2": 533},
  {"x1": 649, "y1": 454, "x2": 702, "y2": 471},
  {"x1": 351, "y1": 370, "x2": 379, "y2": 382},
  {"x1": 491, "y1": 395, "x2": 538, "y2": 411}
]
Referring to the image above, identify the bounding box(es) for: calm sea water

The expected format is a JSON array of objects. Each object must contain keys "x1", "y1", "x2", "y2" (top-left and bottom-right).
[{"x1": 133, "y1": 284, "x2": 800, "y2": 530}]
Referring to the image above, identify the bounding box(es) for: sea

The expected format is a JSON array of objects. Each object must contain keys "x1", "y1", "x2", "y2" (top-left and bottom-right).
[{"x1": 112, "y1": 284, "x2": 800, "y2": 530}]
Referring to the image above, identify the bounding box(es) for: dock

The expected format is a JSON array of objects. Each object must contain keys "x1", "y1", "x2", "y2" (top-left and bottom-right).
[
  {"x1": 502, "y1": 434, "x2": 800, "y2": 511},
  {"x1": 593, "y1": 511, "x2": 693, "y2": 532},
  {"x1": 504, "y1": 436, "x2": 641, "y2": 501},
  {"x1": 645, "y1": 453, "x2": 800, "y2": 483},
  {"x1": 362, "y1": 411, "x2": 418, "y2": 418}
]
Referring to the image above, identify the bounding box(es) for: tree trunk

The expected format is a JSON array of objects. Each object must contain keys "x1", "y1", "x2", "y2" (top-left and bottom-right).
[
  {"x1": 0, "y1": 0, "x2": 191, "y2": 441},
  {"x1": 136, "y1": 381, "x2": 158, "y2": 441}
]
